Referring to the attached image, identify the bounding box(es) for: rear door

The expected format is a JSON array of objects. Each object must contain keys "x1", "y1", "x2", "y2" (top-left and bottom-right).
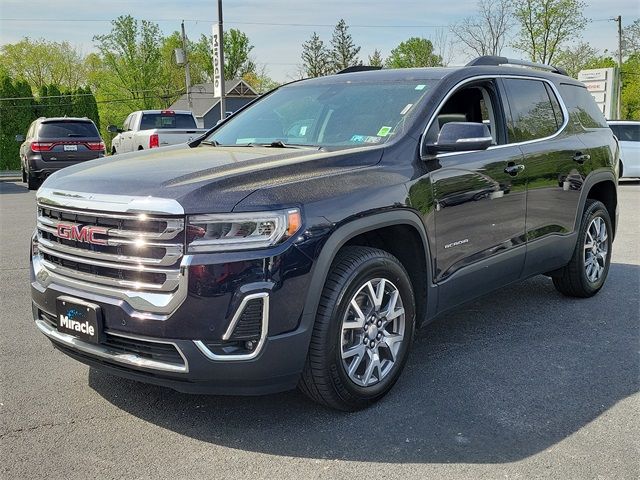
[
  {"x1": 120, "y1": 113, "x2": 136, "y2": 152},
  {"x1": 36, "y1": 121, "x2": 103, "y2": 162}
]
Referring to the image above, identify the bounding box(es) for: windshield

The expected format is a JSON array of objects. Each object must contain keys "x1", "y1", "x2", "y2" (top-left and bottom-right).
[
  {"x1": 609, "y1": 124, "x2": 640, "y2": 142},
  {"x1": 205, "y1": 79, "x2": 436, "y2": 147},
  {"x1": 141, "y1": 113, "x2": 197, "y2": 129}
]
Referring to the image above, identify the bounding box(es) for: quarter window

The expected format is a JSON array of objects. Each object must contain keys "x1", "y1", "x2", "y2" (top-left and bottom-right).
[{"x1": 504, "y1": 79, "x2": 561, "y2": 142}]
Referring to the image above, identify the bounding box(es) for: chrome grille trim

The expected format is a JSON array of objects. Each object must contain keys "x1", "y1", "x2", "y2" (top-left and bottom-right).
[
  {"x1": 33, "y1": 189, "x2": 189, "y2": 316},
  {"x1": 36, "y1": 236, "x2": 182, "y2": 267},
  {"x1": 37, "y1": 214, "x2": 184, "y2": 240}
]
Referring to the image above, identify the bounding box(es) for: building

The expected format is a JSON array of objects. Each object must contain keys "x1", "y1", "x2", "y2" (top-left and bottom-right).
[{"x1": 169, "y1": 79, "x2": 259, "y2": 128}]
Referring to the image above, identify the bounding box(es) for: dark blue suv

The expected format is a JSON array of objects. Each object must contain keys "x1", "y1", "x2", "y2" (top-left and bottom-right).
[{"x1": 31, "y1": 57, "x2": 619, "y2": 410}]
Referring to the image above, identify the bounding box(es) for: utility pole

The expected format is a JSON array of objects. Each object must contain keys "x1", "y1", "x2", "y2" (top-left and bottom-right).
[
  {"x1": 217, "y1": 0, "x2": 226, "y2": 120},
  {"x1": 181, "y1": 20, "x2": 193, "y2": 111},
  {"x1": 614, "y1": 15, "x2": 622, "y2": 119}
]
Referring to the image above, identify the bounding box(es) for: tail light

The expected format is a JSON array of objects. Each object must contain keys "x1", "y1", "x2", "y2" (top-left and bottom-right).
[
  {"x1": 31, "y1": 142, "x2": 54, "y2": 152},
  {"x1": 149, "y1": 133, "x2": 159, "y2": 149},
  {"x1": 161, "y1": 110, "x2": 175, "y2": 115},
  {"x1": 86, "y1": 141, "x2": 105, "y2": 151}
]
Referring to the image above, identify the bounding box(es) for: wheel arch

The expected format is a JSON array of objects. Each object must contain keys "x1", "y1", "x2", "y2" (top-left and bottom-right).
[
  {"x1": 301, "y1": 210, "x2": 436, "y2": 333},
  {"x1": 579, "y1": 172, "x2": 618, "y2": 240}
]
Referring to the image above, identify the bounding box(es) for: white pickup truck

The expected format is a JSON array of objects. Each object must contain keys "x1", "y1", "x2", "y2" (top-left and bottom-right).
[{"x1": 107, "y1": 110, "x2": 208, "y2": 154}]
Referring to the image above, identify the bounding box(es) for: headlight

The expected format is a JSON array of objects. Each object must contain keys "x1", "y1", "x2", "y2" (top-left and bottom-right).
[{"x1": 186, "y1": 209, "x2": 302, "y2": 253}]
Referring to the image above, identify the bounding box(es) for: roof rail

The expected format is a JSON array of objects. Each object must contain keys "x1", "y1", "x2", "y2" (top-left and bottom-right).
[
  {"x1": 466, "y1": 56, "x2": 568, "y2": 76},
  {"x1": 336, "y1": 65, "x2": 383, "y2": 74}
]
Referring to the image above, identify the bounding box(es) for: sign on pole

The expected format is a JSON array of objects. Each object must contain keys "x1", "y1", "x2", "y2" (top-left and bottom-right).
[
  {"x1": 578, "y1": 67, "x2": 620, "y2": 120},
  {"x1": 212, "y1": 27, "x2": 223, "y2": 99}
]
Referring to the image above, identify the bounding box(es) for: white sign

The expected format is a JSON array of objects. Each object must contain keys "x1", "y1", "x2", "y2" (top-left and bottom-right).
[
  {"x1": 578, "y1": 69, "x2": 608, "y2": 82},
  {"x1": 585, "y1": 81, "x2": 606, "y2": 92},
  {"x1": 212, "y1": 27, "x2": 223, "y2": 98},
  {"x1": 578, "y1": 67, "x2": 619, "y2": 120}
]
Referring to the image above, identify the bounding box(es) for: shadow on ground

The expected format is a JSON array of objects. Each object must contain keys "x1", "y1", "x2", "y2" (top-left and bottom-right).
[{"x1": 90, "y1": 263, "x2": 639, "y2": 464}]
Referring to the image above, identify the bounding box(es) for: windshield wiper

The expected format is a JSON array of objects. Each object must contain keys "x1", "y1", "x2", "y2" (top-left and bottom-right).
[{"x1": 247, "y1": 141, "x2": 318, "y2": 149}]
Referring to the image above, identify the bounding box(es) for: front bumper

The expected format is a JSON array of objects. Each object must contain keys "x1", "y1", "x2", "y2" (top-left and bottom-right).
[{"x1": 31, "y1": 244, "x2": 316, "y2": 395}]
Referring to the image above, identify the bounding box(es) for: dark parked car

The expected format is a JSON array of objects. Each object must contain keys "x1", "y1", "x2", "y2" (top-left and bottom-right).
[
  {"x1": 31, "y1": 57, "x2": 619, "y2": 410},
  {"x1": 17, "y1": 117, "x2": 105, "y2": 190}
]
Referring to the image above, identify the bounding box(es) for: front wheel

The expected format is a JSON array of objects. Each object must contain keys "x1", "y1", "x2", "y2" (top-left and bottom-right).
[
  {"x1": 552, "y1": 199, "x2": 612, "y2": 297},
  {"x1": 299, "y1": 246, "x2": 415, "y2": 411}
]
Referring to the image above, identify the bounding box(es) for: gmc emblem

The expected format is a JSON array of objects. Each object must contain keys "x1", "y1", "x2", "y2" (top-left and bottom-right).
[{"x1": 57, "y1": 224, "x2": 108, "y2": 245}]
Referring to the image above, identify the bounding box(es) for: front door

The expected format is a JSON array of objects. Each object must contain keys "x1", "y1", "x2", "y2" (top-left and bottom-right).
[{"x1": 414, "y1": 79, "x2": 527, "y2": 309}]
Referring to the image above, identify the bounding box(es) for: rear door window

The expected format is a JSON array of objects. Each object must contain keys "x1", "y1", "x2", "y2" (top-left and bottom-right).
[
  {"x1": 558, "y1": 84, "x2": 609, "y2": 129},
  {"x1": 38, "y1": 121, "x2": 99, "y2": 138},
  {"x1": 503, "y1": 79, "x2": 561, "y2": 142},
  {"x1": 140, "y1": 113, "x2": 197, "y2": 129}
]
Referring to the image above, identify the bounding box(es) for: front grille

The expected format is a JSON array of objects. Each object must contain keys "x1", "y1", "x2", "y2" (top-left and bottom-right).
[
  {"x1": 40, "y1": 310, "x2": 184, "y2": 366},
  {"x1": 36, "y1": 204, "x2": 184, "y2": 292},
  {"x1": 229, "y1": 298, "x2": 263, "y2": 341}
]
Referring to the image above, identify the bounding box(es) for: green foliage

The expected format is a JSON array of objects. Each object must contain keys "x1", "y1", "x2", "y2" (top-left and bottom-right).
[
  {"x1": 368, "y1": 50, "x2": 384, "y2": 67},
  {"x1": 329, "y1": 19, "x2": 361, "y2": 71},
  {"x1": 512, "y1": 0, "x2": 588, "y2": 64},
  {"x1": 385, "y1": 38, "x2": 443, "y2": 68},
  {"x1": 0, "y1": 38, "x2": 87, "y2": 90},
  {"x1": 191, "y1": 29, "x2": 257, "y2": 81},
  {"x1": 0, "y1": 74, "x2": 34, "y2": 170},
  {"x1": 300, "y1": 32, "x2": 330, "y2": 77}
]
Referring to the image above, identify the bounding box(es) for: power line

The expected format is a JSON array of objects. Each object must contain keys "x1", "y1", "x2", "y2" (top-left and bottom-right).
[{"x1": 1, "y1": 17, "x2": 450, "y2": 28}]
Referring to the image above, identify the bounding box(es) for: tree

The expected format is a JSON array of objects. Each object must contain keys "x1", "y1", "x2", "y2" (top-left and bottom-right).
[
  {"x1": 329, "y1": 19, "x2": 361, "y2": 72},
  {"x1": 385, "y1": 38, "x2": 443, "y2": 68},
  {"x1": 93, "y1": 16, "x2": 166, "y2": 110},
  {"x1": 554, "y1": 42, "x2": 601, "y2": 77},
  {"x1": 301, "y1": 32, "x2": 330, "y2": 77},
  {"x1": 368, "y1": 50, "x2": 384, "y2": 67},
  {"x1": 0, "y1": 38, "x2": 87, "y2": 91},
  {"x1": 622, "y1": 19, "x2": 640, "y2": 57},
  {"x1": 0, "y1": 74, "x2": 34, "y2": 170},
  {"x1": 512, "y1": 0, "x2": 588, "y2": 64},
  {"x1": 192, "y1": 29, "x2": 256, "y2": 81},
  {"x1": 452, "y1": 0, "x2": 512, "y2": 57}
]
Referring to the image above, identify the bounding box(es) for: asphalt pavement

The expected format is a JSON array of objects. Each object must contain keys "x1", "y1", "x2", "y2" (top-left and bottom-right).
[{"x1": 1, "y1": 180, "x2": 638, "y2": 480}]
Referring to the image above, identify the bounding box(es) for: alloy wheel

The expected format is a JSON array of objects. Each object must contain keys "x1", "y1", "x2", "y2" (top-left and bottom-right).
[
  {"x1": 584, "y1": 216, "x2": 608, "y2": 283},
  {"x1": 340, "y1": 278, "x2": 406, "y2": 387}
]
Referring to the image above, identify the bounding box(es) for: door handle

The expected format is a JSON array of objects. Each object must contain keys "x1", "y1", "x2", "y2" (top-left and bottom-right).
[
  {"x1": 504, "y1": 163, "x2": 525, "y2": 176},
  {"x1": 573, "y1": 152, "x2": 590, "y2": 163}
]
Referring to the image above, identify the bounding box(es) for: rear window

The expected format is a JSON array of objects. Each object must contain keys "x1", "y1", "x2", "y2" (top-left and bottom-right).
[
  {"x1": 558, "y1": 84, "x2": 608, "y2": 129},
  {"x1": 140, "y1": 113, "x2": 196, "y2": 129},
  {"x1": 38, "y1": 121, "x2": 99, "y2": 139},
  {"x1": 503, "y1": 79, "x2": 561, "y2": 142},
  {"x1": 609, "y1": 124, "x2": 640, "y2": 142}
]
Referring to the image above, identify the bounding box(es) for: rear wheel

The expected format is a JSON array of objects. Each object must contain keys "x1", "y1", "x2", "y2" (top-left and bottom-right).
[
  {"x1": 299, "y1": 246, "x2": 415, "y2": 411},
  {"x1": 552, "y1": 199, "x2": 612, "y2": 297},
  {"x1": 26, "y1": 170, "x2": 39, "y2": 190},
  {"x1": 21, "y1": 167, "x2": 26, "y2": 183}
]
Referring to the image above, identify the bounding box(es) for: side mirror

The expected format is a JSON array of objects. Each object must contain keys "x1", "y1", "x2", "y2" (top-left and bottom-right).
[
  {"x1": 107, "y1": 124, "x2": 123, "y2": 134},
  {"x1": 15, "y1": 134, "x2": 25, "y2": 143},
  {"x1": 426, "y1": 122, "x2": 493, "y2": 154}
]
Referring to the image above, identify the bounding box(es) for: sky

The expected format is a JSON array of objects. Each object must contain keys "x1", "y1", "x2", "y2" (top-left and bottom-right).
[{"x1": 1, "y1": 0, "x2": 639, "y2": 82}]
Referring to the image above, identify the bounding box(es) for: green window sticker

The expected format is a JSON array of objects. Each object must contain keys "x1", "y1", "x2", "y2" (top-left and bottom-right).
[{"x1": 377, "y1": 126, "x2": 392, "y2": 137}]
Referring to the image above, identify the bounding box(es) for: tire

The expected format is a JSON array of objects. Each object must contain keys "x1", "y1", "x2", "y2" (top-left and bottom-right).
[
  {"x1": 618, "y1": 161, "x2": 624, "y2": 180},
  {"x1": 21, "y1": 167, "x2": 26, "y2": 183},
  {"x1": 552, "y1": 199, "x2": 612, "y2": 297},
  {"x1": 111, "y1": 148, "x2": 117, "y2": 155},
  {"x1": 299, "y1": 246, "x2": 416, "y2": 411},
  {"x1": 26, "y1": 171, "x2": 39, "y2": 191}
]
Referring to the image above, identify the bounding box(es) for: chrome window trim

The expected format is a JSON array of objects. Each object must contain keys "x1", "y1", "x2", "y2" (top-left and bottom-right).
[
  {"x1": 420, "y1": 74, "x2": 570, "y2": 159},
  {"x1": 35, "y1": 318, "x2": 189, "y2": 373},
  {"x1": 194, "y1": 292, "x2": 269, "y2": 362},
  {"x1": 37, "y1": 188, "x2": 185, "y2": 216}
]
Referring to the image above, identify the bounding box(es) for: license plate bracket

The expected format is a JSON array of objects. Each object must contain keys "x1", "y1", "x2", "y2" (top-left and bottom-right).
[{"x1": 56, "y1": 296, "x2": 104, "y2": 344}]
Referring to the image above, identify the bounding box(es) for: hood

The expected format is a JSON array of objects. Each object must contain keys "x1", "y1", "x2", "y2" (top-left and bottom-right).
[{"x1": 41, "y1": 144, "x2": 383, "y2": 214}]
